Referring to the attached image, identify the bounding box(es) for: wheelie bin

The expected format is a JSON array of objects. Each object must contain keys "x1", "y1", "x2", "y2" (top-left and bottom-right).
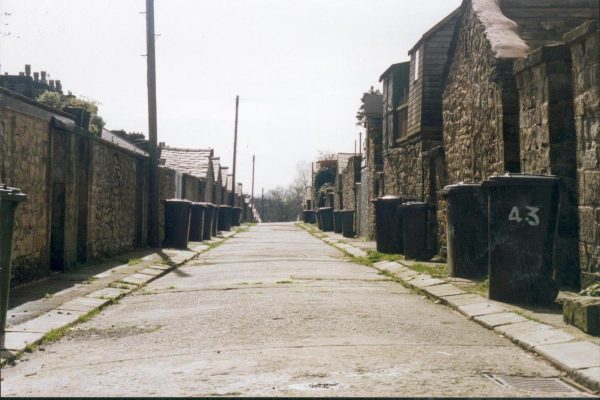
[
  {"x1": 316, "y1": 209, "x2": 323, "y2": 230},
  {"x1": 161, "y1": 199, "x2": 192, "y2": 249},
  {"x1": 333, "y1": 211, "x2": 343, "y2": 233},
  {"x1": 202, "y1": 203, "x2": 216, "y2": 240},
  {"x1": 189, "y1": 202, "x2": 206, "y2": 242},
  {"x1": 399, "y1": 202, "x2": 436, "y2": 261},
  {"x1": 218, "y1": 205, "x2": 233, "y2": 231},
  {"x1": 319, "y1": 207, "x2": 334, "y2": 232},
  {"x1": 341, "y1": 210, "x2": 355, "y2": 238},
  {"x1": 231, "y1": 207, "x2": 242, "y2": 227},
  {"x1": 482, "y1": 173, "x2": 561, "y2": 304},
  {"x1": 305, "y1": 210, "x2": 316, "y2": 224},
  {"x1": 1, "y1": 185, "x2": 27, "y2": 349},
  {"x1": 372, "y1": 196, "x2": 411, "y2": 254},
  {"x1": 440, "y1": 183, "x2": 488, "y2": 279},
  {"x1": 302, "y1": 210, "x2": 311, "y2": 223}
]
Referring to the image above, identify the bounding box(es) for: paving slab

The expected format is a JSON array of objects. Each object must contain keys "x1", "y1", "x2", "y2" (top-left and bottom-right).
[
  {"x1": 442, "y1": 294, "x2": 489, "y2": 309},
  {"x1": 86, "y1": 287, "x2": 130, "y2": 300},
  {"x1": 409, "y1": 276, "x2": 445, "y2": 288},
  {"x1": 137, "y1": 268, "x2": 165, "y2": 277},
  {"x1": 495, "y1": 320, "x2": 552, "y2": 339},
  {"x1": 422, "y1": 284, "x2": 465, "y2": 299},
  {"x1": 121, "y1": 274, "x2": 155, "y2": 286},
  {"x1": 147, "y1": 265, "x2": 171, "y2": 271},
  {"x1": 535, "y1": 341, "x2": 600, "y2": 373},
  {"x1": 510, "y1": 327, "x2": 576, "y2": 350},
  {"x1": 572, "y1": 367, "x2": 600, "y2": 392},
  {"x1": 457, "y1": 301, "x2": 506, "y2": 319},
  {"x1": 6, "y1": 310, "x2": 86, "y2": 334},
  {"x1": 395, "y1": 270, "x2": 420, "y2": 280},
  {"x1": 345, "y1": 247, "x2": 367, "y2": 257},
  {"x1": 474, "y1": 312, "x2": 529, "y2": 329},
  {"x1": 56, "y1": 297, "x2": 110, "y2": 313},
  {"x1": 1, "y1": 332, "x2": 45, "y2": 351}
]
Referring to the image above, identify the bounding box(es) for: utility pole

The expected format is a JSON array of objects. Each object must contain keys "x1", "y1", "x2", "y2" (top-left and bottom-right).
[
  {"x1": 354, "y1": 140, "x2": 357, "y2": 156},
  {"x1": 146, "y1": 0, "x2": 160, "y2": 247},
  {"x1": 250, "y1": 155, "x2": 255, "y2": 222},
  {"x1": 231, "y1": 96, "x2": 239, "y2": 206}
]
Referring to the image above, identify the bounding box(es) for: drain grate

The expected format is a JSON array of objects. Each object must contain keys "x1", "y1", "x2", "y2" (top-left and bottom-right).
[
  {"x1": 288, "y1": 382, "x2": 348, "y2": 391},
  {"x1": 483, "y1": 374, "x2": 581, "y2": 394}
]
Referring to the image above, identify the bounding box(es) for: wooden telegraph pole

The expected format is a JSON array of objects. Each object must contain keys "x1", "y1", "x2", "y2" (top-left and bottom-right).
[
  {"x1": 146, "y1": 0, "x2": 160, "y2": 247},
  {"x1": 231, "y1": 96, "x2": 239, "y2": 206},
  {"x1": 250, "y1": 155, "x2": 255, "y2": 222}
]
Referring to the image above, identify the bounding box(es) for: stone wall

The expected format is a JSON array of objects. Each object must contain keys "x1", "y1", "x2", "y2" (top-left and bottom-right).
[
  {"x1": 443, "y1": 4, "x2": 520, "y2": 184},
  {"x1": 183, "y1": 174, "x2": 201, "y2": 202},
  {"x1": 357, "y1": 168, "x2": 374, "y2": 239},
  {"x1": 565, "y1": 21, "x2": 600, "y2": 288},
  {"x1": 342, "y1": 156, "x2": 361, "y2": 212},
  {"x1": 383, "y1": 138, "x2": 423, "y2": 200},
  {"x1": 87, "y1": 140, "x2": 140, "y2": 260},
  {"x1": 514, "y1": 43, "x2": 580, "y2": 288},
  {"x1": 0, "y1": 106, "x2": 52, "y2": 285}
]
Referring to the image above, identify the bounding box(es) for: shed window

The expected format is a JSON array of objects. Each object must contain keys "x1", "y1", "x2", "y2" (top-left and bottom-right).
[{"x1": 414, "y1": 49, "x2": 419, "y2": 81}]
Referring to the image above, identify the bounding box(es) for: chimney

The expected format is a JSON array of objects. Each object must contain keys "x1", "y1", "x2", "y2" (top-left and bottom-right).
[
  {"x1": 25, "y1": 64, "x2": 31, "y2": 77},
  {"x1": 41, "y1": 71, "x2": 47, "y2": 83},
  {"x1": 19, "y1": 72, "x2": 24, "y2": 76},
  {"x1": 56, "y1": 80, "x2": 62, "y2": 91},
  {"x1": 49, "y1": 80, "x2": 55, "y2": 89},
  {"x1": 34, "y1": 72, "x2": 39, "y2": 82}
]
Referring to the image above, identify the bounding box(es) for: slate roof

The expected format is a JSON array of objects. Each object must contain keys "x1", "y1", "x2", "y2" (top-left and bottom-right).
[
  {"x1": 337, "y1": 153, "x2": 355, "y2": 175},
  {"x1": 101, "y1": 128, "x2": 148, "y2": 156},
  {"x1": 159, "y1": 146, "x2": 213, "y2": 179}
]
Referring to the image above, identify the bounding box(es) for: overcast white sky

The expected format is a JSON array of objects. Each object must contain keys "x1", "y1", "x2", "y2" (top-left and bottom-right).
[{"x1": 1, "y1": 0, "x2": 461, "y2": 193}]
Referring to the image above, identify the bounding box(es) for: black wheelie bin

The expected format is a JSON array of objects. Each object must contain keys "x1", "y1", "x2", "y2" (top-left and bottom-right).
[
  {"x1": 440, "y1": 183, "x2": 488, "y2": 279},
  {"x1": 482, "y1": 173, "x2": 561, "y2": 305},
  {"x1": 161, "y1": 199, "x2": 192, "y2": 249},
  {"x1": 189, "y1": 202, "x2": 206, "y2": 242}
]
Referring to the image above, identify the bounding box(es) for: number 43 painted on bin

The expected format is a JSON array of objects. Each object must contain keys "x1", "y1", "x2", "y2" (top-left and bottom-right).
[{"x1": 508, "y1": 206, "x2": 540, "y2": 226}]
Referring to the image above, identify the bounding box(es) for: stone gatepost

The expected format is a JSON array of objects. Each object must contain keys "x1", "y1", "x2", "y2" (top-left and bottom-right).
[
  {"x1": 565, "y1": 21, "x2": 600, "y2": 289},
  {"x1": 514, "y1": 43, "x2": 580, "y2": 289}
]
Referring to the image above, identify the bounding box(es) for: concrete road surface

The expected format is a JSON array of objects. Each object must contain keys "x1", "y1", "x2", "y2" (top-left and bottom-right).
[{"x1": 1, "y1": 223, "x2": 589, "y2": 397}]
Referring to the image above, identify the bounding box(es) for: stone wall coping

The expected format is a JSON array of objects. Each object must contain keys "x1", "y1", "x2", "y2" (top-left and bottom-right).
[
  {"x1": 513, "y1": 44, "x2": 571, "y2": 74},
  {"x1": 1, "y1": 87, "x2": 150, "y2": 161},
  {"x1": 471, "y1": 0, "x2": 531, "y2": 59},
  {"x1": 0, "y1": 86, "x2": 76, "y2": 120},
  {"x1": 564, "y1": 20, "x2": 599, "y2": 44}
]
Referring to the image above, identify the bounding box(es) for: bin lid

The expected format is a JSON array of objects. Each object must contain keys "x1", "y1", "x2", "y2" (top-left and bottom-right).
[
  {"x1": 191, "y1": 202, "x2": 207, "y2": 208},
  {"x1": 400, "y1": 201, "x2": 431, "y2": 208},
  {"x1": 482, "y1": 173, "x2": 559, "y2": 188},
  {"x1": 219, "y1": 205, "x2": 232, "y2": 209},
  {"x1": 318, "y1": 207, "x2": 333, "y2": 211},
  {"x1": 440, "y1": 182, "x2": 482, "y2": 196},
  {"x1": 0, "y1": 184, "x2": 28, "y2": 202},
  {"x1": 333, "y1": 210, "x2": 342, "y2": 214},
  {"x1": 162, "y1": 199, "x2": 192, "y2": 203},
  {"x1": 199, "y1": 202, "x2": 216, "y2": 208}
]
